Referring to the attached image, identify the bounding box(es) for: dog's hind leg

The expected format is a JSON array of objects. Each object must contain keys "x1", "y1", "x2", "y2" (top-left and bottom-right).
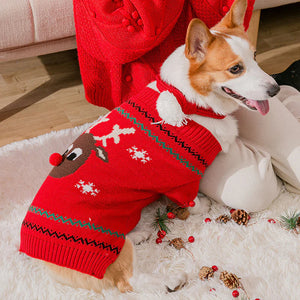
[
  {"x1": 105, "y1": 238, "x2": 134, "y2": 293},
  {"x1": 44, "y1": 238, "x2": 134, "y2": 293}
]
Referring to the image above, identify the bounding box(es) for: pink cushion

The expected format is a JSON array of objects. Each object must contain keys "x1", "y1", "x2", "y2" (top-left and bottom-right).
[
  {"x1": 0, "y1": 1, "x2": 34, "y2": 49},
  {"x1": 29, "y1": 0, "x2": 75, "y2": 42},
  {"x1": 0, "y1": 0, "x2": 75, "y2": 50}
]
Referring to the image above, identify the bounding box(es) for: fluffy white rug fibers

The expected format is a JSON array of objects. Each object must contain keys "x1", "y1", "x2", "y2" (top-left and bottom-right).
[{"x1": 1, "y1": 123, "x2": 300, "y2": 300}]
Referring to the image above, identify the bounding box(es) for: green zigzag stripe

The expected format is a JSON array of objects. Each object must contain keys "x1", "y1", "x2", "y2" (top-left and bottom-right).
[
  {"x1": 28, "y1": 205, "x2": 125, "y2": 239},
  {"x1": 116, "y1": 107, "x2": 202, "y2": 176}
]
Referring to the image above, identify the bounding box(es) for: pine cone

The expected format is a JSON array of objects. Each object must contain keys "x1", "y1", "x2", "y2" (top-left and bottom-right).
[
  {"x1": 216, "y1": 214, "x2": 231, "y2": 224},
  {"x1": 199, "y1": 266, "x2": 214, "y2": 281},
  {"x1": 231, "y1": 209, "x2": 249, "y2": 225},
  {"x1": 169, "y1": 238, "x2": 185, "y2": 250},
  {"x1": 220, "y1": 271, "x2": 241, "y2": 289},
  {"x1": 176, "y1": 208, "x2": 190, "y2": 220},
  {"x1": 167, "y1": 203, "x2": 190, "y2": 220}
]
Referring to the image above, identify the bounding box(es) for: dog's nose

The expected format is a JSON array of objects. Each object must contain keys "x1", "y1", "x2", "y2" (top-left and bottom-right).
[{"x1": 267, "y1": 84, "x2": 280, "y2": 97}]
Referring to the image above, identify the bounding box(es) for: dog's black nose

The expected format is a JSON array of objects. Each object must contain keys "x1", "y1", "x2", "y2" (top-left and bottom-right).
[{"x1": 267, "y1": 84, "x2": 280, "y2": 97}]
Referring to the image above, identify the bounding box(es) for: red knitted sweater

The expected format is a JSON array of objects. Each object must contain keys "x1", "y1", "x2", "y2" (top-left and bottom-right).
[
  {"x1": 73, "y1": 0, "x2": 254, "y2": 109},
  {"x1": 20, "y1": 79, "x2": 222, "y2": 279}
]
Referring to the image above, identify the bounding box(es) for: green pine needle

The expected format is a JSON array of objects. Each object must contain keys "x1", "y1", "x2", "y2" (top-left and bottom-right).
[
  {"x1": 279, "y1": 210, "x2": 300, "y2": 230},
  {"x1": 152, "y1": 208, "x2": 170, "y2": 233}
]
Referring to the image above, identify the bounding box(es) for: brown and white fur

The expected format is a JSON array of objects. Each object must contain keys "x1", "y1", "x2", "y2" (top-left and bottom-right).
[{"x1": 45, "y1": 0, "x2": 279, "y2": 293}]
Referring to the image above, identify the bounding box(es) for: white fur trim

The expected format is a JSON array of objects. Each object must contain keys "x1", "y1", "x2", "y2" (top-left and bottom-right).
[{"x1": 147, "y1": 81, "x2": 160, "y2": 93}]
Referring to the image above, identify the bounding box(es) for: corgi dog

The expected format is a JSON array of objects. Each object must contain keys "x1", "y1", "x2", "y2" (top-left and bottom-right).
[{"x1": 38, "y1": 0, "x2": 279, "y2": 294}]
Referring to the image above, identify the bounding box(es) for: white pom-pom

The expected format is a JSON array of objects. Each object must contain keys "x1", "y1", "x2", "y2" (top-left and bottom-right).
[{"x1": 156, "y1": 91, "x2": 189, "y2": 127}]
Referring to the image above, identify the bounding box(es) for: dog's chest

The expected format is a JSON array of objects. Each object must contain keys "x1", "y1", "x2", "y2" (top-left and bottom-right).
[{"x1": 190, "y1": 115, "x2": 238, "y2": 153}]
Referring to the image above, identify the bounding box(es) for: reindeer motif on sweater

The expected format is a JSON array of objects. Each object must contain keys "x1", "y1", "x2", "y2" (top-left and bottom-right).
[{"x1": 20, "y1": 79, "x2": 222, "y2": 279}]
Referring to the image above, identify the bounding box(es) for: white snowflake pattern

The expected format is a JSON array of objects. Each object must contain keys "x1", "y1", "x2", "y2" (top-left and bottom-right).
[
  {"x1": 75, "y1": 180, "x2": 100, "y2": 196},
  {"x1": 127, "y1": 146, "x2": 151, "y2": 164}
]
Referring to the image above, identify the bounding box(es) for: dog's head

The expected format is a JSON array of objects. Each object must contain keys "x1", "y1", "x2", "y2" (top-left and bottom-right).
[{"x1": 185, "y1": 0, "x2": 279, "y2": 115}]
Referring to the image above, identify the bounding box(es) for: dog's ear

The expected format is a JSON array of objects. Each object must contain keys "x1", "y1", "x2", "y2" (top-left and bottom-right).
[
  {"x1": 214, "y1": 0, "x2": 247, "y2": 29},
  {"x1": 185, "y1": 19, "x2": 214, "y2": 62}
]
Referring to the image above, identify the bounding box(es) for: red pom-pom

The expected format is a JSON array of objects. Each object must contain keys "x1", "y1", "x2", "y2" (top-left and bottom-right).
[
  {"x1": 188, "y1": 236, "x2": 195, "y2": 243},
  {"x1": 189, "y1": 200, "x2": 195, "y2": 207},
  {"x1": 49, "y1": 153, "x2": 63, "y2": 166},
  {"x1": 232, "y1": 290, "x2": 239, "y2": 298},
  {"x1": 167, "y1": 212, "x2": 176, "y2": 219},
  {"x1": 156, "y1": 238, "x2": 162, "y2": 244},
  {"x1": 212, "y1": 265, "x2": 218, "y2": 272}
]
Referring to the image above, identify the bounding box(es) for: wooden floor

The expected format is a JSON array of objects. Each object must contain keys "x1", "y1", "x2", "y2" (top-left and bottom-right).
[{"x1": 0, "y1": 3, "x2": 299, "y2": 147}]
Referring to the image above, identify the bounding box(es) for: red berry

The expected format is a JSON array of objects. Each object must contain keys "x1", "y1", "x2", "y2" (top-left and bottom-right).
[
  {"x1": 268, "y1": 219, "x2": 276, "y2": 223},
  {"x1": 248, "y1": 214, "x2": 251, "y2": 220},
  {"x1": 255, "y1": 298, "x2": 261, "y2": 300},
  {"x1": 156, "y1": 238, "x2": 162, "y2": 244},
  {"x1": 209, "y1": 288, "x2": 216, "y2": 292},
  {"x1": 167, "y1": 212, "x2": 176, "y2": 219},
  {"x1": 211, "y1": 265, "x2": 218, "y2": 272},
  {"x1": 49, "y1": 153, "x2": 63, "y2": 166},
  {"x1": 188, "y1": 236, "x2": 195, "y2": 243},
  {"x1": 205, "y1": 218, "x2": 211, "y2": 223},
  {"x1": 189, "y1": 200, "x2": 195, "y2": 207},
  {"x1": 230, "y1": 209, "x2": 236, "y2": 214},
  {"x1": 232, "y1": 290, "x2": 239, "y2": 298},
  {"x1": 157, "y1": 230, "x2": 166, "y2": 239}
]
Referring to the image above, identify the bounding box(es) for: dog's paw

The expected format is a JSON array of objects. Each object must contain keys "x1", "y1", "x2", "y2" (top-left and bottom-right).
[
  {"x1": 156, "y1": 91, "x2": 189, "y2": 127},
  {"x1": 189, "y1": 196, "x2": 211, "y2": 215},
  {"x1": 127, "y1": 230, "x2": 152, "y2": 245},
  {"x1": 117, "y1": 279, "x2": 133, "y2": 293}
]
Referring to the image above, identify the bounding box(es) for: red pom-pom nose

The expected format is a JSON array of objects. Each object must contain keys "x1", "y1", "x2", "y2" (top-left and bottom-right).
[{"x1": 49, "y1": 153, "x2": 63, "y2": 166}]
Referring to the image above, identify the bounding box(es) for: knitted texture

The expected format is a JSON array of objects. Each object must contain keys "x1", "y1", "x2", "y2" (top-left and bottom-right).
[
  {"x1": 20, "y1": 80, "x2": 222, "y2": 279},
  {"x1": 73, "y1": 0, "x2": 254, "y2": 109}
]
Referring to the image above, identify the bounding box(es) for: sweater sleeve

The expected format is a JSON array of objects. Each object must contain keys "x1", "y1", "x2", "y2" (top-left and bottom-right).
[
  {"x1": 164, "y1": 180, "x2": 200, "y2": 208},
  {"x1": 73, "y1": 0, "x2": 185, "y2": 63}
]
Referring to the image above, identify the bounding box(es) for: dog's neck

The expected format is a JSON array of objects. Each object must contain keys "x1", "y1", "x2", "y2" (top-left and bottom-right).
[
  {"x1": 160, "y1": 45, "x2": 239, "y2": 116},
  {"x1": 156, "y1": 76, "x2": 226, "y2": 119}
]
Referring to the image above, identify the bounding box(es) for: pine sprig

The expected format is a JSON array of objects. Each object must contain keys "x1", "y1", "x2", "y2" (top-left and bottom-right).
[
  {"x1": 152, "y1": 208, "x2": 170, "y2": 233},
  {"x1": 279, "y1": 210, "x2": 300, "y2": 232}
]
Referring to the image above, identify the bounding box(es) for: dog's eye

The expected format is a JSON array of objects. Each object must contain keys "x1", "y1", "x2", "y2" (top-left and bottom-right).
[{"x1": 229, "y1": 64, "x2": 244, "y2": 75}]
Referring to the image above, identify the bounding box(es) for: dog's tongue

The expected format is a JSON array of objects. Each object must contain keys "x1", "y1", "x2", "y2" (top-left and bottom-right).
[{"x1": 246, "y1": 99, "x2": 270, "y2": 115}]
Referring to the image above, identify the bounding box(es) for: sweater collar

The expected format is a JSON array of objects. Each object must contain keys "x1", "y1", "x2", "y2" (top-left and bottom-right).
[{"x1": 156, "y1": 76, "x2": 226, "y2": 119}]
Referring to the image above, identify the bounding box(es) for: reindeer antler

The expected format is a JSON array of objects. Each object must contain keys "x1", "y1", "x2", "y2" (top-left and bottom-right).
[{"x1": 94, "y1": 125, "x2": 136, "y2": 147}]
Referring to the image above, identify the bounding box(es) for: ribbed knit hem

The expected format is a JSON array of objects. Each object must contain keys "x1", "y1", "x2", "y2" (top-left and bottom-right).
[{"x1": 20, "y1": 231, "x2": 115, "y2": 279}]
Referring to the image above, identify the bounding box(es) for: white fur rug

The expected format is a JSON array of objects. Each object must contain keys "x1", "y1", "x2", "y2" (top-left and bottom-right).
[{"x1": 1, "y1": 124, "x2": 300, "y2": 300}]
